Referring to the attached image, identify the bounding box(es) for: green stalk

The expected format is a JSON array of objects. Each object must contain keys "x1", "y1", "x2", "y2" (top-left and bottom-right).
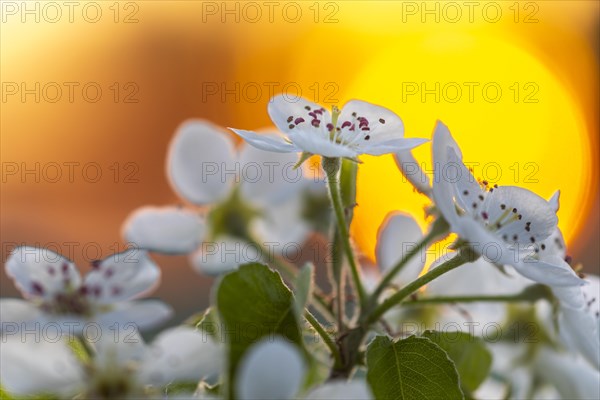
[
  {"x1": 322, "y1": 157, "x2": 367, "y2": 308},
  {"x1": 404, "y1": 284, "x2": 553, "y2": 305},
  {"x1": 365, "y1": 251, "x2": 471, "y2": 325},
  {"x1": 305, "y1": 310, "x2": 343, "y2": 368}
]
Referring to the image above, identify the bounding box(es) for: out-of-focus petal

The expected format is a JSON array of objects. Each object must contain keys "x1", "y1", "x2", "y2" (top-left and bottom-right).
[
  {"x1": 140, "y1": 326, "x2": 224, "y2": 386},
  {"x1": 236, "y1": 337, "x2": 305, "y2": 400},
  {"x1": 122, "y1": 206, "x2": 205, "y2": 254},
  {"x1": 5, "y1": 246, "x2": 81, "y2": 301},
  {"x1": 168, "y1": 120, "x2": 236, "y2": 205},
  {"x1": 84, "y1": 250, "x2": 160, "y2": 304}
]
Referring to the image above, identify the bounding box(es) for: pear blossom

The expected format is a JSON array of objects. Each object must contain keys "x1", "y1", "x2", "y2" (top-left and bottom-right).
[
  {"x1": 123, "y1": 120, "x2": 313, "y2": 275},
  {"x1": 235, "y1": 337, "x2": 306, "y2": 400},
  {"x1": 427, "y1": 121, "x2": 583, "y2": 288},
  {"x1": 0, "y1": 326, "x2": 223, "y2": 399},
  {"x1": 0, "y1": 246, "x2": 171, "y2": 333},
  {"x1": 230, "y1": 95, "x2": 427, "y2": 159}
]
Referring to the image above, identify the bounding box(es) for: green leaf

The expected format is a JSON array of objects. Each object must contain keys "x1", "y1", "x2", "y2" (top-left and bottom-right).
[
  {"x1": 423, "y1": 330, "x2": 492, "y2": 394},
  {"x1": 366, "y1": 335, "x2": 464, "y2": 400},
  {"x1": 294, "y1": 263, "x2": 314, "y2": 319},
  {"x1": 216, "y1": 263, "x2": 303, "y2": 398}
]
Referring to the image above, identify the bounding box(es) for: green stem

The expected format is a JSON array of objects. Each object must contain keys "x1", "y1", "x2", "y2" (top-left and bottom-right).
[
  {"x1": 323, "y1": 157, "x2": 367, "y2": 308},
  {"x1": 305, "y1": 310, "x2": 343, "y2": 368},
  {"x1": 404, "y1": 284, "x2": 553, "y2": 305},
  {"x1": 370, "y1": 218, "x2": 447, "y2": 303},
  {"x1": 406, "y1": 295, "x2": 529, "y2": 304},
  {"x1": 366, "y1": 252, "x2": 471, "y2": 325}
]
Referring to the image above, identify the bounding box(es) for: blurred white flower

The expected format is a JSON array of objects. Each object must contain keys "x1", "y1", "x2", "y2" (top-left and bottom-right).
[
  {"x1": 230, "y1": 95, "x2": 426, "y2": 159},
  {"x1": 235, "y1": 337, "x2": 306, "y2": 400},
  {"x1": 362, "y1": 212, "x2": 425, "y2": 294},
  {"x1": 0, "y1": 335, "x2": 85, "y2": 397},
  {"x1": 429, "y1": 121, "x2": 582, "y2": 288},
  {"x1": 0, "y1": 326, "x2": 223, "y2": 399},
  {"x1": 0, "y1": 246, "x2": 171, "y2": 332},
  {"x1": 123, "y1": 120, "x2": 313, "y2": 275}
]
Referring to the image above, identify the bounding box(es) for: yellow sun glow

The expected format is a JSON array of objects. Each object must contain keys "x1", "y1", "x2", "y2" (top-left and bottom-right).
[{"x1": 347, "y1": 32, "x2": 595, "y2": 261}]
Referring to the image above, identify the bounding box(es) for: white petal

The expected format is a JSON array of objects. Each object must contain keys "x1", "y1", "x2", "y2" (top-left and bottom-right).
[
  {"x1": 84, "y1": 249, "x2": 160, "y2": 304},
  {"x1": 229, "y1": 128, "x2": 299, "y2": 153},
  {"x1": 238, "y1": 140, "x2": 304, "y2": 207},
  {"x1": 512, "y1": 255, "x2": 583, "y2": 287},
  {"x1": 431, "y1": 121, "x2": 461, "y2": 226},
  {"x1": 5, "y1": 246, "x2": 81, "y2": 300},
  {"x1": 267, "y1": 94, "x2": 331, "y2": 136},
  {"x1": 168, "y1": 120, "x2": 236, "y2": 205},
  {"x1": 0, "y1": 336, "x2": 84, "y2": 396},
  {"x1": 394, "y1": 150, "x2": 431, "y2": 196},
  {"x1": 535, "y1": 348, "x2": 600, "y2": 399},
  {"x1": 482, "y1": 186, "x2": 558, "y2": 244},
  {"x1": 122, "y1": 206, "x2": 205, "y2": 254},
  {"x1": 95, "y1": 300, "x2": 173, "y2": 331},
  {"x1": 236, "y1": 337, "x2": 306, "y2": 400},
  {"x1": 92, "y1": 328, "x2": 147, "y2": 368},
  {"x1": 140, "y1": 326, "x2": 224, "y2": 386},
  {"x1": 288, "y1": 130, "x2": 358, "y2": 158},
  {"x1": 360, "y1": 137, "x2": 428, "y2": 156},
  {"x1": 305, "y1": 380, "x2": 373, "y2": 400},
  {"x1": 192, "y1": 236, "x2": 261, "y2": 275},
  {"x1": 559, "y1": 308, "x2": 600, "y2": 369},
  {"x1": 0, "y1": 298, "x2": 42, "y2": 325},
  {"x1": 537, "y1": 228, "x2": 567, "y2": 260},
  {"x1": 339, "y1": 99, "x2": 404, "y2": 142},
  {"x1": 548, "y1": 190, "x2": 561, "y2": 213},
  {"x1": 375, "y1": 213, "x2": 424, "y2": 284}
]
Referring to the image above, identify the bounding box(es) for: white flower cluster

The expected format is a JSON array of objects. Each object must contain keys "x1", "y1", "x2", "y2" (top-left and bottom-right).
[{"x1": 1, "y1": 96, "x2": 597, "y2": 399}]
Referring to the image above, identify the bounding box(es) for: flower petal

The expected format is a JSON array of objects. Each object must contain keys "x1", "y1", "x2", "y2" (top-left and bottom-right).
[
  {"x1": 548, "y1": 190, "x2": 561, "y2": 213},
  {"x1": 482, "y1": 186, "x2": 558, "y2": 245},
  {"x1": 394, "y1": 149, "x2": 431, "y2": 196},
  {"x1": 236, "y1": 337, "x2": 306, "y2": 400},
  {"x1": 84, "y1": 249, "x2": 160, "y2": 304},
  {"x1": 376, "y1": 213, "x2": 425, "y2": 284},
  {"x1": 0, "y1": 298, "x2": 42, "y2": 326},
  {"x1": 229, "y1": 128, "x2": 299, "y2": 153},
  {"x1": 95, "y1": 300, "x2": 172, "y2": 331},
  {"x1": 557, "y1": 275, "x2": 600, "y2": 369},
  {"x1": 192, "y1": 236, "x2": 261, "y2": 275},
  {"x1": 122, "y1": 206, "x2": 205, "y2": 254},
  {"x1": 267, "y1": 94, "x2": 330, "y2": 136},
  {"x1": 238, "y1": 139, "x2": 304, "y2": 207},
  {"x1": 0, "y1": 336, "x2": 84, "y2": 396},
  {"x1": 168, "y1": 120, "x2": 236, "y2": 205},
  {"x1": 360, "y1": 137, "x2": 428, "y2": 156},
  {"x1": 5, "y1": 246, "x2": 81, "y2": 300},
  {"x1": 288, "y1": 130, "x2": 358, "y2": 158},
  {"x1": 140, "y1": 326, "x2": 224, "y2": 386},
  {"x1": 535, "y1": 348, "x2": 600, "y2": 399},
  {"x1": 431, "y1": 121, "x2": 462, "y2": 226},
  {"x1": 305, "y1": 380, "x2": 374, "y2": 400},
  {"x1": 339, "y1": 99, "x2": 404, "y2": 142},
  {"x1": 512, "y1": 255, "x2": 584, "y2": 287}
]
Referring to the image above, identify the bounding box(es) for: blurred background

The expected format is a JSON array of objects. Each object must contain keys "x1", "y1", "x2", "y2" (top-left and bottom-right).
[{"x1": 2, "y1": 0, "x2": 599, "y2": 323}]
